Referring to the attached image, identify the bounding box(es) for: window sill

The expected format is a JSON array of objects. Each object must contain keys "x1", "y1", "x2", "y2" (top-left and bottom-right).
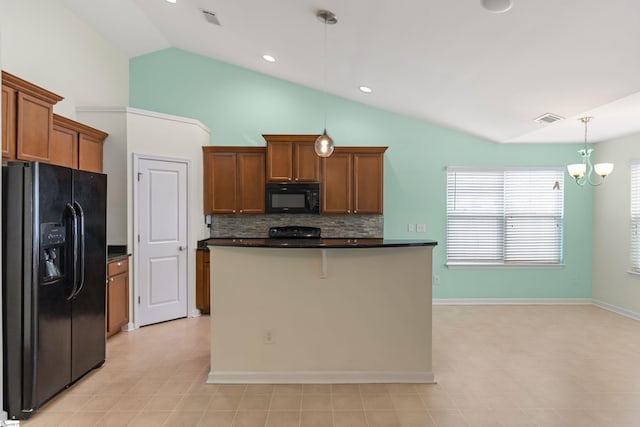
[
  {"x1": 447, "y1": 263, "x2": 565, "y2": 270},
  {"x1": 626, "y1": 270, "x2": 640, "y2": 278}
]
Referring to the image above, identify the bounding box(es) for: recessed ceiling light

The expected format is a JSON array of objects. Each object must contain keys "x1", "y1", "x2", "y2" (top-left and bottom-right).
[
  {"x1": 166, "y1": 0, "x2": 177, "y2": 4},
  {"x1": 262, "y1": 55, "x2": 276, "y2": 63},
  {"x1": 481, "y1": 0, "x2": 512, "y2": 13},
  {"x1": 359, "y1": 86, "x2": 373, "y2": 94}
]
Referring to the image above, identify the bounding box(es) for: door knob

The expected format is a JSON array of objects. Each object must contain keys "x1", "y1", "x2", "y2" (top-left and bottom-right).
[{"x1": 178, "y1": 245, "x2": 187, "y2": 251}]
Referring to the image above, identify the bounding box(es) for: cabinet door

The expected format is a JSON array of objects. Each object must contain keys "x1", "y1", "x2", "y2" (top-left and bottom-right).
[
  {"x1": 237, "y1": 152, "x2": 265, "y2": 214},
  {"x1": 2, "y1": 85, "x2": 16, "y2": 160},
  {"x1": 16, "y1": 92, "x2": 53, "y2": 162},
  {"x1": 78, "y1": 133, "x2": 104, "y2": 173},
  {"x1": 196, "y1": 249, "x2": 210, "y2": 314},
  {"x1": 107, "y1": 273, "x2": 129, "y2": 337},
  {"x1": 50, "y1": 124, "x2": 78, "y2": 168},
  {"x1": 353, "y1": 152, "x2": 384, "y2": 214},
  {"x1": 266, "y1": 140, "x2": 293, "y2": 182},
  {"x1": 204, "y1": 151, "x2": 238, "y2": 214},
  {"x1": 321, "y1": 152, "x2": 352, "y2": 214},
  {"x1": 294, "y1": 141, "x2": 320, "y2": 182}
]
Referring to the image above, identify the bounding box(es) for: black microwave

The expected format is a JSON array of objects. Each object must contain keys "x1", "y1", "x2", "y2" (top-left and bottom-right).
[{"x1": 266, "y1": 183, "x2": 320, "y2": 214}]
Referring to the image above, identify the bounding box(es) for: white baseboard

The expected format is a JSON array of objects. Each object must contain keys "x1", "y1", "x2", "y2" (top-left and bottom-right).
[
  {"x1": 121, "y1": 322, "x2": 136, "y2": 332},
  {"x1": 592, "y1": 299, "x2": 640, "y2": 321},
  {"x1": 433, "y1": 298, "x2": 592, "y2": 305},
  {"x1": 207, "y1": 371, "x2": 436, "y2": 384}
]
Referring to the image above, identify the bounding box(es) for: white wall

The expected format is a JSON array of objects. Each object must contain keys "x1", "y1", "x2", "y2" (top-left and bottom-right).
[
  {"x1": 592, "y1": 132, "x2": 640, "y2": 318},
  {"x1": 0, "y1": 0, "x2": 128, "y2": 118},
  {"x1": 128, "y1": 109, "x2": 210, "y2": 319},
  {"x1": 78, "y1": 108, "x2": 210, "y2": 321}
]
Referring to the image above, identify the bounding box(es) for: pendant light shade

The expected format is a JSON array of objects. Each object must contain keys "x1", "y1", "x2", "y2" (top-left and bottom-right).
[
  {"x1": 315, "y1": 129, "x2": 335, "y2": 157},
  {"x1": 314, "y1": 10, "x2": 337, "y2": 157}
]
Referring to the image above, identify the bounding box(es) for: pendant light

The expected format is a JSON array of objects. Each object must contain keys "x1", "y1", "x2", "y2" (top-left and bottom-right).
[
  {"x1": 566, "y1": 117, "x2": 614, "y2": 186},
  {"x1": 314, "y1": 10, "x2": 337, "y2": 158}
]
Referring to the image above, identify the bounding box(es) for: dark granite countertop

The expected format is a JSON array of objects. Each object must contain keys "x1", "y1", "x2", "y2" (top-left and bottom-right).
[
  {"x1": 202, "y1": 238, "x2": 437, "y2": 249},
  {"x1": 107, "y1": 245, "x2": 130, "y2": 262}
]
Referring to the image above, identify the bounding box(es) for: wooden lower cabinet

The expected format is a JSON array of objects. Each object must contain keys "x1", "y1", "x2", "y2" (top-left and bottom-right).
[
  {"x1": 196, "y1": 248, "x2": 210, "y2": 314},
  {"x1": 107, "y1": 258, "x2": 129, "y2": 338}
]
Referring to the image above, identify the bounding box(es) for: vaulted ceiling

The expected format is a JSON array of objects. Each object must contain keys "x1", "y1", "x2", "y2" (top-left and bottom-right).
[{"x1": 61, "y1": 0, "x2": 640, "y2": 144}]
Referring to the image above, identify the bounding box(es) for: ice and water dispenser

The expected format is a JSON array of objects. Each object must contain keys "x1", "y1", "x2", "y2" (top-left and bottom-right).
[{"x1": 40, "y1": 223, "x2": 66, "y2": 283}]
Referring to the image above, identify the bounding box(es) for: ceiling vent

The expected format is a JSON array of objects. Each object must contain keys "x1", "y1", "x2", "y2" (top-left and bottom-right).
[
  {"x1": 202, "y1": 10, "x2": 221, "y2": 26},
  {"x1": 534, "y1": 113, "x2": 564, "y2": 124}
]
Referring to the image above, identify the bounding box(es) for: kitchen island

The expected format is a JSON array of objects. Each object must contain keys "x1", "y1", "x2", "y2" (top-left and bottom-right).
[{"x1": 205, "y1": 238, "x2": 437, "y2": 384}]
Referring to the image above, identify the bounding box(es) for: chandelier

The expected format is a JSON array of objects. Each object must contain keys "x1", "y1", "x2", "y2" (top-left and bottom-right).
[{"x1": 566, "y1": 117, "x2": 614, "y2": 186}]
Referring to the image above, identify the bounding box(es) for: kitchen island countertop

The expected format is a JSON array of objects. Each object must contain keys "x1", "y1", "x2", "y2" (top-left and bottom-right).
[{"x1": 202, "y1": 238, "x2": 437, "y2": 249}]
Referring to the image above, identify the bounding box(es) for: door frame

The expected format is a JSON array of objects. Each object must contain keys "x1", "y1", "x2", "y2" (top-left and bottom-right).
[{"x1": 132, "y1": 153, "x2": 191, "y2": 329}]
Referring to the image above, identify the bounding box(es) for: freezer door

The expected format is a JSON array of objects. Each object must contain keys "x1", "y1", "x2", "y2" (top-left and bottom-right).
[
  {"x1": 71, "y1": 169, "x2": 107, "y2": 381},
  {"x1": 33, "y1": 163, "x2": 74, "y2": 410},
  {"x1": 2, "y1": 162, "x2": 74, "y2": 419}
]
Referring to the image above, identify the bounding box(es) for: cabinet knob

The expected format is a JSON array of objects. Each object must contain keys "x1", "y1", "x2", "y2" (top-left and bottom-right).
[
  {"x1": 347, "y1": 210, "x2": 351, "y2": 213},
  {"x1": 295, "y1": 178, "x2": 299, "y2": 182},
  {"x1": 239, "y1": 209, "x2": 243, "y2": 213},
  {"x1": 117, "y1": 262, "x2": 122, "y2": 267},
  {"x1": 110, "y1": 278, "x2": 113, "y2": 282},
  {"x1": 233, "y1": 210, "x2": 236, "y2": 213},
  {"x1": 354, "y1": 210, "x2": 358, "y2": 214}
]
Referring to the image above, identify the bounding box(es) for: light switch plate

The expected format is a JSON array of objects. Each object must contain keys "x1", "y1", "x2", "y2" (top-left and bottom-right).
[{"x1": 417, "y1": 224, "x2": 426, "y2": 233}]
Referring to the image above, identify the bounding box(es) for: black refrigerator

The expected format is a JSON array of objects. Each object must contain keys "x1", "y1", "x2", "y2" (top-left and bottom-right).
[{"x1": 2, "y1": 161, "x2": 107, "y2": 420}]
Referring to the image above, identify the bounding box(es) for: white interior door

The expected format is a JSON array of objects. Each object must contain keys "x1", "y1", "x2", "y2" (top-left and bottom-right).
[{"x1": 136, "y1": 156, "x2": 188, "y2": 327}]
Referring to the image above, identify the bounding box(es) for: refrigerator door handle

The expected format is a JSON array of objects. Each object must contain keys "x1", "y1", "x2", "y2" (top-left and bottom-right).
[
  {"x1": 65, "y1": 203, "x2": 78, "y2": 300},
  {"x1": 72, "y1": 201, "x2": 86, "y2": 299}
]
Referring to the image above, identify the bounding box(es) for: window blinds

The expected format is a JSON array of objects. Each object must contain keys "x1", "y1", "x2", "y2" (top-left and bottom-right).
[{"x1": 447, "y1": 167, "x2": 564, "y2": 266}]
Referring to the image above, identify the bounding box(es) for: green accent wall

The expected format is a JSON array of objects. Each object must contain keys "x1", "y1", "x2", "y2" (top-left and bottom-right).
[{"x1": 130, "y1": 47, "x2": 593, "y2": 299}]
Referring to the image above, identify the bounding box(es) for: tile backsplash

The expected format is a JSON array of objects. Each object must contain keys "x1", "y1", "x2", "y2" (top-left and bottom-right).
[{"x1": 208, "y1": 214, "x2": 383, "y2": 238}]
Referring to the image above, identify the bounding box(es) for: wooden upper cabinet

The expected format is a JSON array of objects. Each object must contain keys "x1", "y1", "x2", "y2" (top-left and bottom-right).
[
  {"x1": 2, "y1": 71, "x2": 63, "y2": 163},
  {"x1": 1, "y1": 84, "x2": 16, "y2": 160},
  {"x1": 264, "y1": 135, "x2": 320, "y2": 183},
  {"x1": 51, "y1": 118, "x2": 78, "y2": 168},
  {"x1": 321, "y1": 147, "x2": 387, "y2": 215},
  {"x1": 237, "y1": 151, "x2": 266, "y2": 214},
  {"x1": 203, "y1": 146, "x2": 265, "y2": 214},
  {"x1": 78, "y1": 132, "x2": 107, "y2": 173},
  {"x1": 321, "y1": 151, "x2": 352, "y2": 214},
  {"x1": 51, "y1": 114, "x2": 107, "y2": 172},
  {"x1": 353, "y1": 151, "x2": 385, "y2": 214}
]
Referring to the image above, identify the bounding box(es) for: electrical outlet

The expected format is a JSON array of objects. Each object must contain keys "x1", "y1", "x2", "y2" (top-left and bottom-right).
[
  {"x1": 417, "y1": 224, "x2": 426, "y2": 233},
  {"x1": 263, "y1": 329, "x2": 274, "y2": 344},
  {"x1": 407, "y1": 223, "x2": 415, "y2": 232}
]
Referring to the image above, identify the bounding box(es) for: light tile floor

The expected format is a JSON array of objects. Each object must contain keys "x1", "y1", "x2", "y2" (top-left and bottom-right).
[{"x1": 20, "y1": 305, "x2": 640, "y2": 426}]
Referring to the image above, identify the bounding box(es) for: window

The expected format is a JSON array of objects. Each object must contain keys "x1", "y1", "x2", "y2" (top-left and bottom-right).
[
  {"x1": 447, "y1": 167, "x2": 564, "y2": 266},
  {"x1": 630, "y1": 163, "x2": 640, "y2": 273}
]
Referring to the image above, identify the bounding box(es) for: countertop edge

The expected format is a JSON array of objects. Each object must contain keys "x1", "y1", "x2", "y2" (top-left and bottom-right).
[
  {"x1": 202, "y1": 238, "x2": 438, "y2": 249},
  {"x1": 107, "y1": 253, "x2": 131, "y2": 262}
]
